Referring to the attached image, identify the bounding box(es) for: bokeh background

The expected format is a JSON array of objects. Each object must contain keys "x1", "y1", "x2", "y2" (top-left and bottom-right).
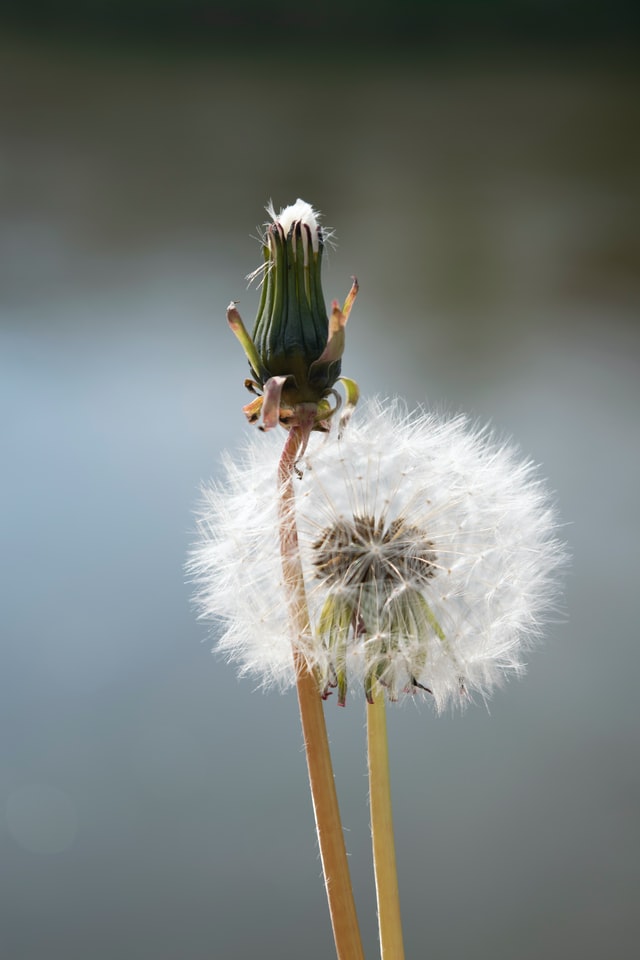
[{"x1": 2, "y1": 4, "x2": 639, "y2": 958}]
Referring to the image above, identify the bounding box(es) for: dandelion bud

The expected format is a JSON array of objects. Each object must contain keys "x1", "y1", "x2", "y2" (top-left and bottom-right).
[
  {"x1": 227, "y1": 200, "x2": 359, "y2": 432},
  {"x1": 253, "y1": 200, "x2": 337, "y2": 400}
]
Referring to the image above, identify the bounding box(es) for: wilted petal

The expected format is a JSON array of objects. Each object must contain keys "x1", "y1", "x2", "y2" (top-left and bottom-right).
[{"x1": 261, "y1": 376, "x2": 288, "y2": 431}]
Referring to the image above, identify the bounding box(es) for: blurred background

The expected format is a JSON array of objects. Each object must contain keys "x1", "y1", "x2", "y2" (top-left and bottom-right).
[{"x1": 1, "y1": 4, "x2": 639, "y2": 958}]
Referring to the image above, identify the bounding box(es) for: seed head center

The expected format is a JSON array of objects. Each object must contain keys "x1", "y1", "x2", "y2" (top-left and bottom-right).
[{"x1": 313, "y1": 514, "x2": 437, "y2": 588}]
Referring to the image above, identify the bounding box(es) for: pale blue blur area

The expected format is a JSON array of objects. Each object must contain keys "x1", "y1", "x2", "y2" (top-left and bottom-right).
[{"x1": 2, "y1": 36, "x2": 639, "y2": 960}]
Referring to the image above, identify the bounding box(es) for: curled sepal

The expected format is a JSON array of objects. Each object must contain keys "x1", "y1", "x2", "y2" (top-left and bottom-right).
[
  {"x1": 261, "y1": 376, "x2": 289, "y2": 432},
  {"x1": 227, "y1": 302, "x2": 268, "y2": 384},
  {"x1": 307, "y1": 278, "x2": 358, "y2": 387},
  {"x1": 363, "y1": 633, "x2": 388, "y2": 704},
  {"x1": 364, "y1": 659, "x2": 388, "y2": 704},
  {"x1": 413, "y1": 591, "x2": 446, "y2": 643},
  {"x1": 317, "y1": 662, "x2": 337, "y2": 700},
  {"x1": 314, "y1": 390, "x2": 342, "y2": 433},
  {"x1": 341, "y1": 277, "x2": 359, "y2": 322},
  {"x1": 412, "y1": 593, "x2": 467, "y2": 688},
  {"x1": 364, "y1": 669, "x2": 376, "y2": 705},
  {"x1": 337, "y1": 376, "x2": 360, "y2": 435},
  {"x1": 241, "y1": 394, "x2": 264, "y2": 424},
  {"x1": 317, "y1": 593, "x2": 354, "y2": 706},
  {"x1": 308, "y1": 301, "x2": 347, "y2": 382}
]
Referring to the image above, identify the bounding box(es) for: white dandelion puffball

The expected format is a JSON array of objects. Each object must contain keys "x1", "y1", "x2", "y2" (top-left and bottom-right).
[{"x1": 191, "y1": 400, "x2": 565, "y2": 711}]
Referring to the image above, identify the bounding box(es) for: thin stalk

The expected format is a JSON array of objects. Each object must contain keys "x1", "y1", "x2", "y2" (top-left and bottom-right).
[
  {"x1": 367, "y1": 683, "x2": 405, "y2": 960},
  {"x1": 278, "y1": 420, "x2": 365, "y2": 960}
]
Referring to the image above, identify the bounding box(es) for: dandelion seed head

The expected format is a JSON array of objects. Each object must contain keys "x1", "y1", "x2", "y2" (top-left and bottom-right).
[{"x1": 190, "y1": 399, "x2": 566, "y2": 711}]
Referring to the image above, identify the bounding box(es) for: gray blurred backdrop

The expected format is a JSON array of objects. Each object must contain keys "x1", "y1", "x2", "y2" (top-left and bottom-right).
[{"x1": 1, "y1": 7, "x2": 639, "y2": 959}]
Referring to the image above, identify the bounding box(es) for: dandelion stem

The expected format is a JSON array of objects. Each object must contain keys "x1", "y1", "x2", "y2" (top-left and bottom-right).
[
  {"x1": 278, "y1": 420, "x2": 365, "y2": 960},
  {"x1": 367, "y1": 683, "x2": 405, "y2": 960}
]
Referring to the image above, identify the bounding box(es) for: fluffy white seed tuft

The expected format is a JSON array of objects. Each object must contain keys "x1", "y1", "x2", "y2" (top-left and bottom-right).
[
  {"x1": 266, "y1": 198, "x2": 321, "y2": 251},
  {"x1": 190, "y1": 399, "x2": 566, "y2": 711}
]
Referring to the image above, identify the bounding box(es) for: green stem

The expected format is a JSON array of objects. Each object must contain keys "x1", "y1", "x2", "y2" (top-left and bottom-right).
[
  {"x1": 367, "y1": 683, "x2": 405, "y2": 960},
  {"x1": 278, "y1": 421, "x2": 365, "y2": 960}
]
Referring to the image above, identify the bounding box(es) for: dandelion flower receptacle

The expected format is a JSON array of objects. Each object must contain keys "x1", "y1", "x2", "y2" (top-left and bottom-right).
[{"x1": 193, "y1": 399, "x2": 565, "y2": 712}]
